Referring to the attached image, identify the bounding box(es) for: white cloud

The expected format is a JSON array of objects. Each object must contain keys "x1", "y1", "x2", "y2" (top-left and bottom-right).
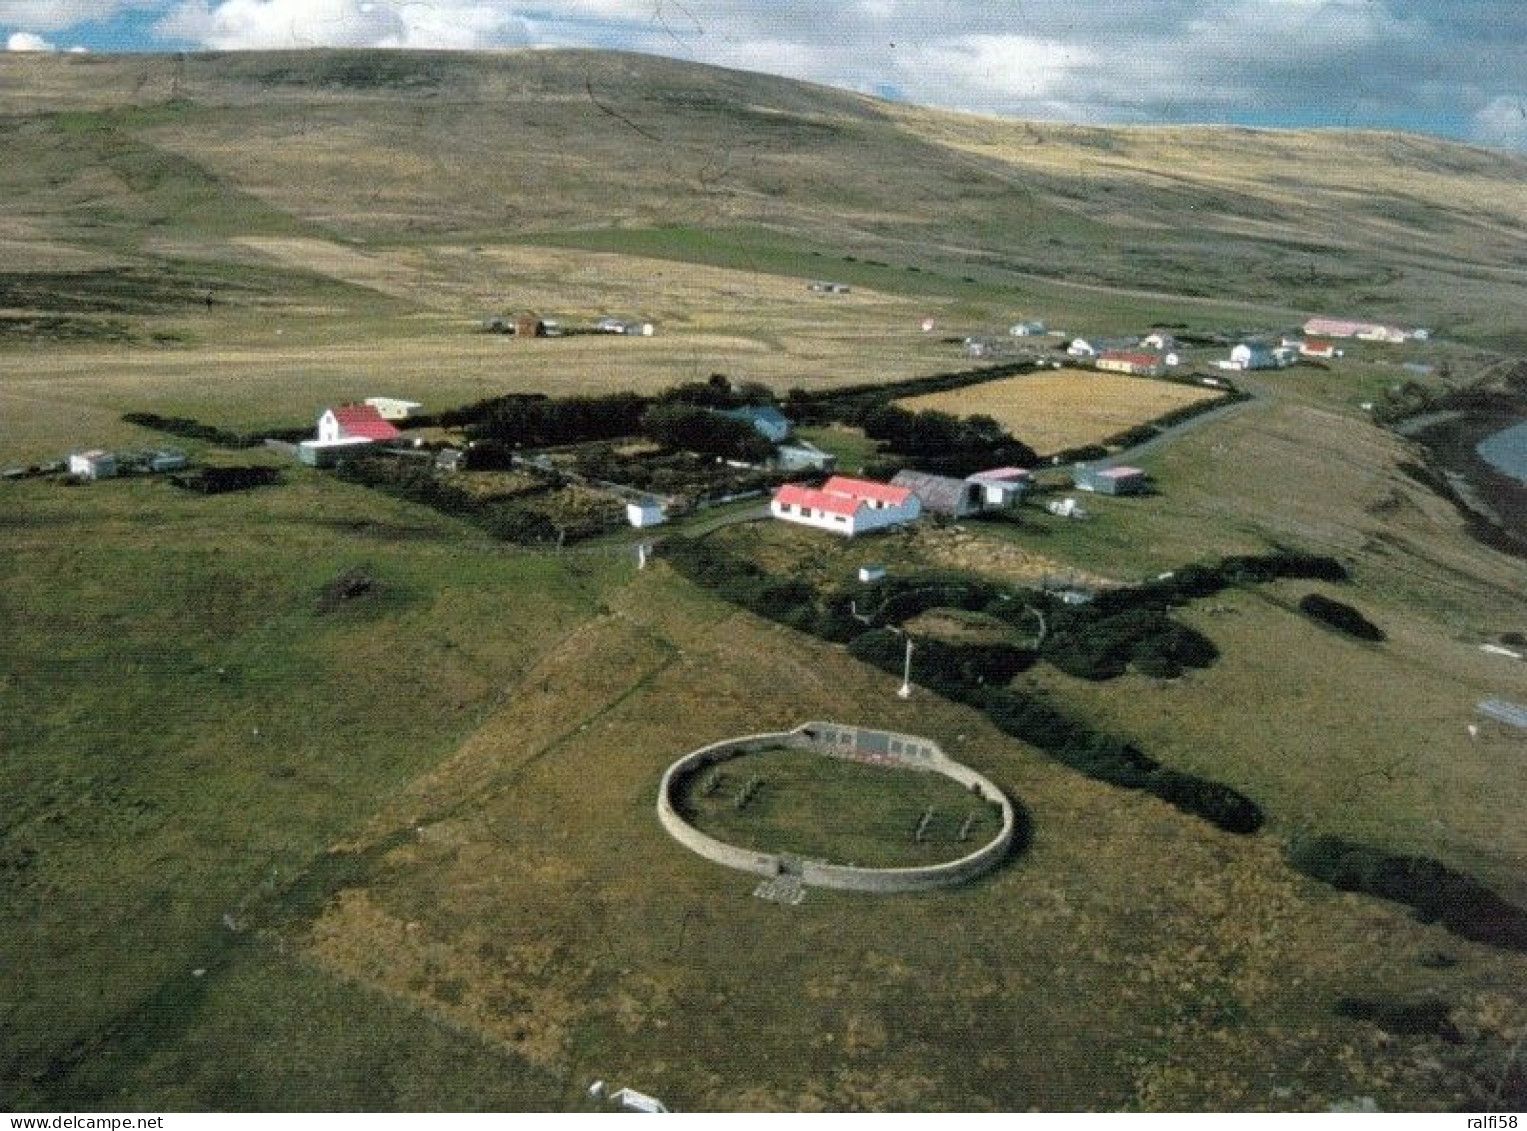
[
  {"x1": 6, "y1": 29, "x2": 54, "y2": 50},
  {"x1": 1471, "y1": 94, "x2": 1527, "y2": 151},
  {"x1": 157, "y1": 0, "x2": 522, "y2": 50}
]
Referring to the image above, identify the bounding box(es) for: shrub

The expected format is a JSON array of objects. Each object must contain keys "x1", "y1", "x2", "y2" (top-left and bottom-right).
[
  {"x1": 1299, "y1": 593, "x2": 1385, "y2": 641},
  {"x1": 1334, "y1": 997, "x2": 1460, "y2": 1040},
  {"x1": 1288, "y1": 836, "x2": 1527, "y2": 951}
]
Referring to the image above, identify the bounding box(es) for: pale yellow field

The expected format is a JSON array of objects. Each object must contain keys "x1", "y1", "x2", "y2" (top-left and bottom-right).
[
  {"x1": 0, "y1": 243, "x2": 962, "y2": 463},
  {"x1": 896, "y1": 368, "x2": 1224, "y2": 454}
]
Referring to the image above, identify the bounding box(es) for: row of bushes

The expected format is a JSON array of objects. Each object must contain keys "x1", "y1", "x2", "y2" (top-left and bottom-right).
[
  {"x1": 660, "y1": 537, "x2": 1264, "y2": 834},
  {"x1": 842, "y1": 627, "x2": 1261, "y2": 833},
  {"x1": 780, "y1": 361, "x2": 1033, "y2": 426},
  {"x1": 168, "y1": 466, "x2": 281, "y2": 494},
  {"x1": 123, "y1": 412, "x2": 308, "y2": 449},
  {"x1": 440, "y1": 375, "x2": 776, "y2": 448},
  {"x1": 1289, "y1": 835, "x2": 1527, "y2": 951},
  {"x1": 859, "y1": 404, "x2": 1039, "y2": 478}
]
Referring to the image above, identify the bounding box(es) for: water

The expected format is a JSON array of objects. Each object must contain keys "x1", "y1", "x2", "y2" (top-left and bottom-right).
[{"x1": 1477, "y1": 420, "x2": 1527, "y2": 485}]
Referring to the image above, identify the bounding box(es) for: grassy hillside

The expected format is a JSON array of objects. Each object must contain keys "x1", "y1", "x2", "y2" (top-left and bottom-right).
[
  {"x1": 3, "y1": 47, "x2": 1527, "y2": 1113},
  {"x1": 0, "y1": 48, "x2": 1525, "y2": 346}
]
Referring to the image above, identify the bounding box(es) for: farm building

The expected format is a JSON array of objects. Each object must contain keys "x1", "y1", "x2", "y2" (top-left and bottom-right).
[
  {"x1": 1227, "y1": 342, "x2": 1278, "y2": 370},
  {"x1": 720, "y1": 405, "x2": 792, "y2": 443},
  {"x1": 1299, "y1": 339, "x2": 1341, "y2": 359},
  {"x1": 1302, "y1": 317, "x2": 1414, "y2": 342},
  {"x1": 68, "y1": 450, "x2": 116, "y2": 479},
  {"x1": 771, "y1": 475, "x2": 921, "y2": 537},
  {"x1": 890, "y1": 469, "x2": 985, "y2": 518},
  {"x1": 318, "y1": 404, "x2": 402, "y2": 444},
  {"x1": 596, "y1": 317, "x2": 656, "y2": 336},
  {"x1": 626, "y1": 499, "x2": 666, "y2": 528},
  {"x1": 145, "y1": 449, "x2": 188, "y2": 474},
  {"x1": 1074, "y1": 464, "x2": 1151, "y2": 495},
  {"x1": 1096, "y1": 350, "x2": 1166, "y2": 377},
  {"x1": 435, "y1": 448, "x2": 466, "y2": 472},
  {"x1": 773, "y1": 439, "x2": 837, "y2": 473},
  {"x1": 808, "y1": 281, "x2": 851, "y2": 294},
  {"x1": 1141, "y1": 331, "x2": 1178, "y2": 352},
  {"x1": 298, "y1": 437, "x2": 376, "y2": 467},
  {"x1": 363, "y1": 397, "x2": 423, "y2": 421},
  {"x1": 1066, "y1": 338, "x2": 1100, "y2": 358},
  {"x1": 515, "y1": 315, "x2": 547, "y2": 338},
  {"x1": 966, "y1": 466, "x2": 1032, "y2": 507},
  {"x1": 1008, "y1": 320, "x2": 1046, "y2": 336}
]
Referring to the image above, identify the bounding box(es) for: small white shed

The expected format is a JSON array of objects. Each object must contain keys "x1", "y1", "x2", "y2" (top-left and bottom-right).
[
  {"x1": 626, "y1": 500, "x2": 666, "y2": 528},
  {"x1": 68, "y1": 450, "x2": 116, "y2": 480}
]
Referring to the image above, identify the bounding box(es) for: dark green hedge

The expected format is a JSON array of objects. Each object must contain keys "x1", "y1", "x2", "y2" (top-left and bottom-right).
[
  {"x1": 1289, "y1": 835, "x2": 1527, "y2": 951},
  {"x1": 1299, "y1": 593, "x2": 1385, "y2": 641},
  {"x1": 123, "y1": 411, "x2": 308, "y2": 449}
]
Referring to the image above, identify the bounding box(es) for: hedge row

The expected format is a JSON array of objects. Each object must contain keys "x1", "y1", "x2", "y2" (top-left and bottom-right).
[
  {"x1": 661, "y1": 537, "x2": 1264, "y2": 834},
  {"x1": 123, "y1": 412, "x2": 308, "y2": 449},
  {"x1": 1289, "y1": 835, "x2": 1527, "y2": 951},
  {"x1": 168, "y1": 466, "x2": 281, "y2": 494}
]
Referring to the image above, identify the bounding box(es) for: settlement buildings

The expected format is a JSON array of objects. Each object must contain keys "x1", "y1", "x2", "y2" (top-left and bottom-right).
[
  {"x1": 771, "y1": 475, "x2": 921, "y2": 537},
  {"x1": 1074, "y1": 464, "x2": 1151, "y2": 495},
  {"x1": 1096, "y1": 350, "x2": 1166, "y2": 377},
  {"x1": 890, "y1": 469, "x2": 985, "y2": 518}
]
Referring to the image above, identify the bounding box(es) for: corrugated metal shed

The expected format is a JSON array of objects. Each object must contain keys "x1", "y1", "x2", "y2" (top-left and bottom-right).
[
  {"x1": 1478, "y1": 699, "x2": 1527, "y2": 731},
  {"x1": 890, "y1": 469, "x2": 984, "y2": 516}
]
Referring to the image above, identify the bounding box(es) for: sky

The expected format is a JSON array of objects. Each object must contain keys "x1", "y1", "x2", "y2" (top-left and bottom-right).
[{"x1": 3, "y1": 1, "x2": 1525, "y2": 151}]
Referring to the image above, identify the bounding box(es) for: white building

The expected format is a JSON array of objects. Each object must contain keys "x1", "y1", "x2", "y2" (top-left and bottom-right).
[
  {"x1": 1066, "y1": 338, "x2": 1099, "y2": 358},
  {"x1": 626, "y1": 499, "x2": 666, "y2": 528},
  {"x1": 68, "y1": 450, "x2": 116, "y2": 480},
  {"x1": 1228, "y1": 342, "x2": 1277, "y2": 370},
  {"x1": 771, "y1": 475, "x2": 921, "y2": 537},
  {"x1": 1008, "y1": 320, "x2": 1046, "y2": 337},
  {"x1": 966, "y1": 467, "x2": 1033, "y2": 507},
  {"x1": 363, "y1": 397, "x2": 424, "y2": 421}
]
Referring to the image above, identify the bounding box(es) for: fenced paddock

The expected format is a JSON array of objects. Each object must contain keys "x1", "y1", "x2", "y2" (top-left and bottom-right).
[{"x1": 656, "y1": 721, "x2": 1015, "y2": 893}]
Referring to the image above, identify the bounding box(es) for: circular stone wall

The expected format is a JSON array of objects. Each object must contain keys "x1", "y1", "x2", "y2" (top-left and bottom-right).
[{"x1": 657, "y1": 721, "x2": 1015, "y2": 893}]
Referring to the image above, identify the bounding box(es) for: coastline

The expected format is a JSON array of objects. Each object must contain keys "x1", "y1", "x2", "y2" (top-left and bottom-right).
[{"x1": 1400, "y1": 403, "x2": 1527, "y2": 560}]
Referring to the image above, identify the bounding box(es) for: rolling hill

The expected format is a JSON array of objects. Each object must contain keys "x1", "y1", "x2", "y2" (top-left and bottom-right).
[{"x1": 1, "y1": 48, "x2": 1526, "y2": 346}]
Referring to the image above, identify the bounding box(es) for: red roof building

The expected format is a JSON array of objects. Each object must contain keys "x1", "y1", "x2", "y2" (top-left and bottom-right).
[
  {"x1": 318, "y1": 404, "x2": 402, "y2": 443},
  {"x1": 1095, "y1": 350, "x2": 1166, "y2": 376},
  {"x1": 771, "y1": 475, "x2": 921, "y2": 537}
]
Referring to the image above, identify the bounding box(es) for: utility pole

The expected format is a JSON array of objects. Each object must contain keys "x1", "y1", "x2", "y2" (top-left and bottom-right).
[{"x1": 897, "y1": 637, "x2": 914, "y2": 700}]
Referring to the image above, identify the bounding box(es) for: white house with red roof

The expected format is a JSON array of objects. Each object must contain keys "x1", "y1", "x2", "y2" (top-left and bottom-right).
[
  {"x1": 318, "y1": 404, "x2": 402, "y2": 443},
  {"x1": 770, "y1": 475, "x2": 921, "y2": 537}
]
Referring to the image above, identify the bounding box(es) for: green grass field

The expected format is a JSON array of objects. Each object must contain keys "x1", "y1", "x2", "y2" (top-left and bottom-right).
[
  {"x1": 2, "y1": 45, "x2": 1527, "y2": 1113},
  {"x1": 674, "y1": 747, "x2": 1003, "y2": 868}
]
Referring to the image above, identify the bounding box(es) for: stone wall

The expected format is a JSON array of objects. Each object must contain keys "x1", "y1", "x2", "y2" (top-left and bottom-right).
[{"x1": 656, "y1": 722, "x2": 1014, "y2": 894}]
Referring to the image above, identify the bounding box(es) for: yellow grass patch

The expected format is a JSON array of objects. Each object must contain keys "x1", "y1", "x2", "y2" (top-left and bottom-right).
[{"x1": 897, "y1": 368, "x2": 1223, "y2": 453}]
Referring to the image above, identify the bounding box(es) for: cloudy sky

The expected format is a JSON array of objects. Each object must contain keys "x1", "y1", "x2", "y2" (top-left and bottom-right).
[{"x1": 4, "y1": 1, "x2": 1525, "y2": 150}]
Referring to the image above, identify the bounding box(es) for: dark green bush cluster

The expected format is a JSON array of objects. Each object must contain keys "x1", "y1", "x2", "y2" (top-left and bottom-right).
[
  {"x1": 639, "y1": 403, "x2": 775, "y2": 463},
  {"x1": 984, "y1": 687, "x2": 1263, "y2": 833},
  {"x1": 445, "y1": 392, "x2": 648, "y2": 447},
  {"x1": 661, "y1": 538, "x2": 1263, "y2": 835},
  {"x1": 847, "y1": 628, "x2": 1035, "y2": 704},
  {"x1": 858, "y1": 404, "x2": 1037, "y2": 477},
  {"x1": 123, "y1": 411, "x2": 307, "y2": 449},
  {"x1": 1044, "y1": 606, "x2": 1218, "y2": 680},
  {"x1": 1334, "y1": 997, "x2": 1459, "y2": 1039},
  {"x1": 1288, "y1": 836, "x2": 1527, "y2": 950},
  {"x1": 660, "y1": 537, "x2": 824, "y2": 632},
  {"x1": 1299, "y1": 593, "x2": 1385, "y2": 641},
  {"x1": 168, "y1": 466, "x2": 280, "y2": 494}
]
